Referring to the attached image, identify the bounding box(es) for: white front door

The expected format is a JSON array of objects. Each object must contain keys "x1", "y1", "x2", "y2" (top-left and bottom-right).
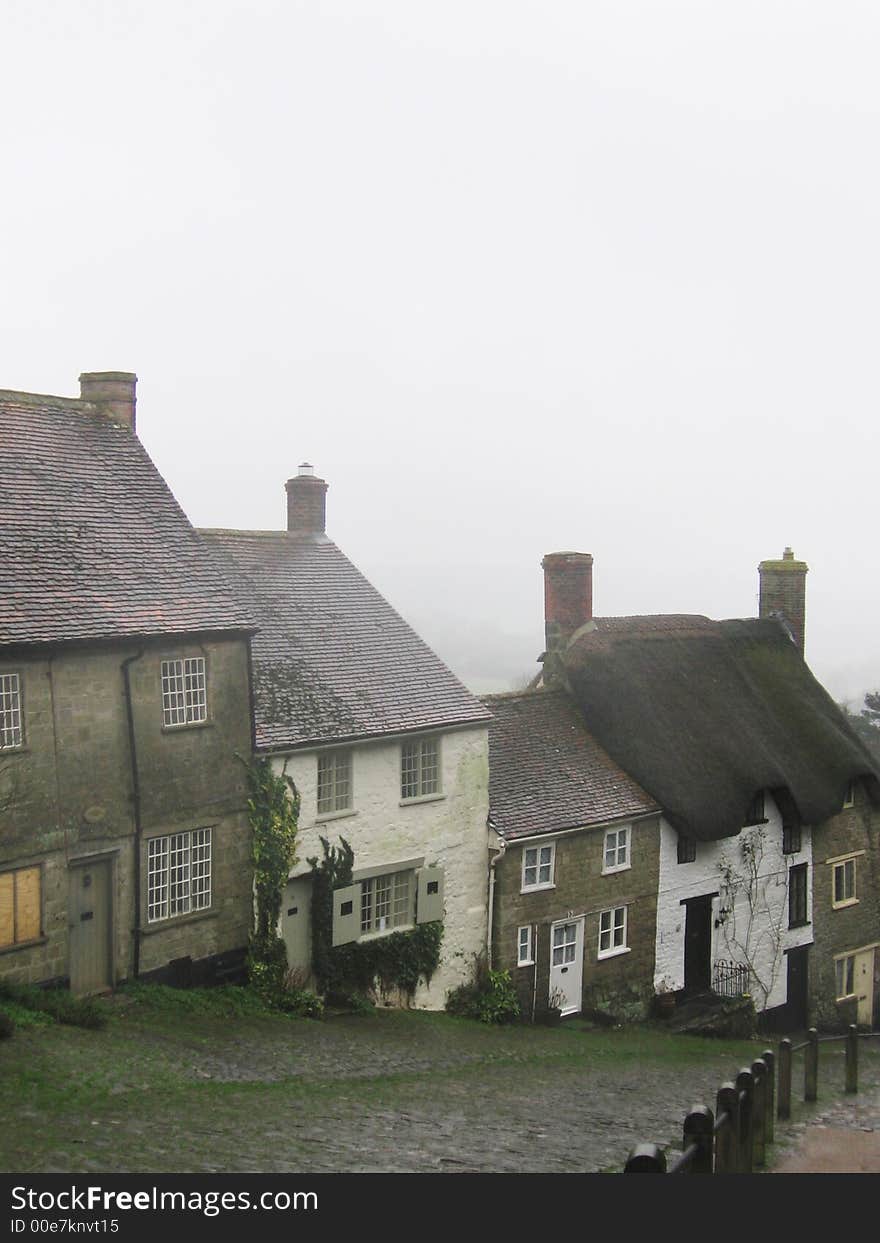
[
  {"x1": 549, "y1": 918, "x2": 584, "y2": 1016},
  {"x1": 855, "y1": 949, "x2": 875, "y2": 1028}
]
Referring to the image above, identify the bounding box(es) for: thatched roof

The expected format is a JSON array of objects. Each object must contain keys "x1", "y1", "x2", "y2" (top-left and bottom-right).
[{"x1": 561, "y1": 615, "x2": 880, "y2": 841}]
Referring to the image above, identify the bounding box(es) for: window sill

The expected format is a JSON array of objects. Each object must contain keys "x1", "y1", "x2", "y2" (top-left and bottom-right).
[
  {"x1": 832, "y1": 898, "x2": 859, "y2": 911},
  {"x1": 598, "y1": 945, "x2": 631, "y2": 962},
  {"x1": 521, "y1": 883, "x2": 556, "y2": 895},
  {"x1": 161, "y1": 720, "x2": 214, "y2": 735},
  {"x1": 141, "y1": 908, "x2": 217, "y2": 936},
  {"x1": 788, "y1": 920, "x2": 811, "y2": 930},
  {"x1": 0, "y1": 745, "x2": 28, "y2": 756},
  {"x1": 399, "y1": 793, "x2": 445, "y2": 808},
  {"x1": 602, "y1": 863, "x2": 631, "y2": 877},
  {"x1": 358, "y1": 923, "x2": 414, "y2": 943},
  {"x1": 517, "y1": 959, "x2": 535, "y2": 968},
  {"x1": 315, "y1": 808, "x2": 357, "y2": 824},
  {"x1": 0, "y1": 935, "x2": 47, "y2": 956}
]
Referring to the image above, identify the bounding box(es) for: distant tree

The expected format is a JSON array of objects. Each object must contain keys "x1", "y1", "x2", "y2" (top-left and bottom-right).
[
  {"x1": 509, "y1": 670, "x2": 541, "y2": 693},
  {"x1": 839, "y1": 692, "x2": 880, "y2": 761}
]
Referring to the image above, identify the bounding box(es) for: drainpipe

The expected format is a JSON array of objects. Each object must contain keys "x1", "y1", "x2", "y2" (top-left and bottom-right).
[
  {"x1": 121, "y1": 649, "x2": 145, "y2": 978},
  {"x1": 486, "y1": 817, "x2": 506, "y2": 969}
]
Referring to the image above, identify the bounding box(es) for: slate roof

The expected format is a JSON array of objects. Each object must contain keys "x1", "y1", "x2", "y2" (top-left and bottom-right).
[
  {"x1": 0, "y1": 390, "x2": 254, "y2": 646},
  {"x1": 561, "y1": 615, "x2": 880, "y2": 842},
  {"x1": 482, "y1": 689, "x2": 659, "y2": 840},
  {"x1": 199, "y1": 529, "x2": 492, "y2": 751}
]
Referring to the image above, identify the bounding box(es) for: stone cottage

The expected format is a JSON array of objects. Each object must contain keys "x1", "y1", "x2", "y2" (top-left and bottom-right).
[{"x1": 0, "y1": 373, "x2": 256, "y2": 994}]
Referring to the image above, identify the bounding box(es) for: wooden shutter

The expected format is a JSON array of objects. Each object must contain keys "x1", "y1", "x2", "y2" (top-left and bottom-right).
[
  {"x1": 16, "y1": 868, "x2": 41, "y2": 941},
  {"x1": 416, "y1": 866, "x2": 444, "y2": 924},
  {"x1": 0, "y1": 873, "x2": 14, "y2": 948},
  {"x1": 331, "y1": 884, "x2": 360, "y2": 947}
]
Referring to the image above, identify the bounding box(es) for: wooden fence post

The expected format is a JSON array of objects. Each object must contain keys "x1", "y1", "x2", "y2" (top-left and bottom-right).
[
  {"x1": 735, "y1": 1067, "x2": 755, "y2": 1173},
  {"x1": 846, "y1": 1024, "x2": 858, "y2": 1094},
  {"x1": 624, "y1": 1143, "x2": 667, "y2": 1173},
  {"x1": 778, "y1": 1038, "x2": 792, "y2": 1120},
  {"x1": 805, "y1": 1027, "x2": 819, "y2": 1103},
  {"x1": 762, "y1": 1048, "x2": 775, "y2": 1145},
  {"x1": 683, "y1": 1106, "x2": 714, "y2": 1173},
  {"x1": 751, "y1": 1059, "x2": 767, "y2": 1167},
  {"x1": 715, "y1": 1083, "x2": 739, "y2": 1174}
]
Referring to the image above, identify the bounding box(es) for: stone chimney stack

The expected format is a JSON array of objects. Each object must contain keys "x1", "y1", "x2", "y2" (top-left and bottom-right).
[
  {"x1": 285, "y1": 463, "x2": 328, "y2": 534},
  {"x1": 542, "y1": 551, "x2": 594, "y2": 657},
  {"x1": 79, "y1": 372, "x2": 137, "y2": 432},
  {"x1": 759, "y1": 546, "x2": 808, "y2": 656}
]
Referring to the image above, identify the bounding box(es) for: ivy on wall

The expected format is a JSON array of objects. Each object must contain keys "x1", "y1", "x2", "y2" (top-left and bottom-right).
[
  {"x1": 309, "y1": 836, "x2": 443, "y2": 1000},
  {"x1": 242, "y1": 756, "x2": 300, "y2": 994}
]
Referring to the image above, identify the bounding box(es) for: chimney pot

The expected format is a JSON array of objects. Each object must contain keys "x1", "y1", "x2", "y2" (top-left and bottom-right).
[
  {"x1": 285, "y1": 465, "x2": 328, "y2": 534},
  {"x1": 758, "y1": 547, "x2": 808, "y2": 656},
  {"x1": 79, "y1": 371, "x2": 137, "y2": 431},
  {"x1": 542, "y1": 551, "x2": 594, "y2": 657}
]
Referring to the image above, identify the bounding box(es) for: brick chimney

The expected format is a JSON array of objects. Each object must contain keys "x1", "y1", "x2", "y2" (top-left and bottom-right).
[
  {"x1": 542, "y1": 551, "x2": 594, "y2": 656},
  {"x1": 759, "y1": 546, "x2": 808, "y2": 656},
  {"x1": 285, "y1": 463, "x2": 328, "y2": 534},
  {"x1": 79, "y1": 372, "x2": 137, "y2": 432}
]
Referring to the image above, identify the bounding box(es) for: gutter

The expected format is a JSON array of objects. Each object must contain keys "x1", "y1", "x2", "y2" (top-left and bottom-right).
[
  {"x1": 121, "y1": 649, "x2": 145, "y2": 978},
  {"x1": 486, "y1": 816, "x2": 506, "y2": 969}
]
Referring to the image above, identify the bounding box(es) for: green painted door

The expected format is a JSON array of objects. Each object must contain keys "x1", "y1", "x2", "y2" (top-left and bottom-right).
[
  {"x1": 68, "y1": 859, "x2": 113, "y2": 996},
  {"x1": 281, "y1": 876, "x2": 312, "y2": 977}
]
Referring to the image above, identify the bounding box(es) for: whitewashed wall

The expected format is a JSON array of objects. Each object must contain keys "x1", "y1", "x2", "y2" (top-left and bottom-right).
[
  {"x1": 271, "y1": 723, "x2": 490, "y2": 1008},
  {"x1": 654, "y1": 796, "x2": 813, "y2": 1012}
]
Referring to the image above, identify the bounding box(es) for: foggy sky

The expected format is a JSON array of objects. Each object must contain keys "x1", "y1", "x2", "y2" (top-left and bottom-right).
[{"x1": 2, "y1": 1, "x2": 878, "y2": 705}]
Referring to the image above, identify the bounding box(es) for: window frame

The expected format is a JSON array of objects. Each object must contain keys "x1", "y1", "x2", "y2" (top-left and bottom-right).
[
  {"x1": 316, "y1": 748, "x2": 354, "y2": 817},
  {"x1": 842, "y1": 780, "x2": 856, "y2": 809},
  {"x1": 146, "y1": 827, "x2": 212, "y2": 924},
  {"x1": 359, "y1": 868, "x2": 415, "y2": 936},
  {"x1": 835, "y1": 953, "x2": 856, "y2": 1000},
  {"x1": 400, "y1": 735, "x2": 442, "y2": 802},
  {"x1": 782, "y1": 821, "x2": 802, "y2": 855},
  {"x1": 602, "y1": 825, "x2": 630, "y2": 874},
  {"x1": 517, "y1": 924, "x2": 534, "y2": 966},
  {"x1": 0, "y1": 671, "x2": 24, "y2": 751},
  {"x1": 832, "y1": 856, "x2": 858, "y2": 909},
  {"x1": 160, "y1": 656, "x2": 208, "y2": 729},
  {"x1": 788, "y1": 862, "x2": 809, "y2": 929},
  {"x1": 598, "y1": 905, "x2": 629, "y2": 960},
  {"x1": 0, "y1": 864, "x2": 42, "y2": 949},
  {"x1": 743, "y1": 791, "x2": 766, "y2": 826},
  {"x1": 521, "y1": 842, "x2": 556, "y2": 893}
]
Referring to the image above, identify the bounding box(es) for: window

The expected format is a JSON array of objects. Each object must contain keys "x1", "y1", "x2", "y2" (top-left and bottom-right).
[
  {"x1": 603, "y1": 826, "x2": 630, "y2": 873},
  {"x1": 552, "y1": 923, "x2": 577, "y2": 966},
  {"x1": 0, "y1": 866, "x2": 41, "y2": 948},
  {"x1": 843, "y1": 781, "x2": 856, "y2": 809},
  {"x1": 835, "y1": 954, "x2": 856, "y2": 1000},
  {"x1": 517, "y1": 925, "x2": 534, "y2": 965},
  {"x1": 147, "y1": 828, "x2": 212, "y2": 923},
  {"x1": 782, "y1": 821, "x2": 802, "y2": 855},
  {"x1": 789, "y1": 863, "x2": 808, "y2": 928},
  {"x1": 677, "y1": 835, "x2": 696, "y2": 864},
  {"x1": 317, "y1": 749, "x2": 352, "y2": 815},
  {"x1": 832, "y1": 857, "x2": 857, "y2": 908},
  {"x1": 0, "y1": 673, "x2": 23, "y2": 749},
  {"x1": 598, "y1": 905, "x2": 628, "y2": 958},
  {"x1": 401, "y1": 737, "x2": 440, "y2": 800},
  {"x1": 360, "y1": 870, "x2": 413, "y2": 934},
  {"x1": 522, "y1": 843, "x2": 555, "y2": 891},
  {"x1": 744, "y1": 791, "x2": 765, "y2": 826},
  {"x1": 161, "y1": 657, "x2": 207, "y2": 727}
]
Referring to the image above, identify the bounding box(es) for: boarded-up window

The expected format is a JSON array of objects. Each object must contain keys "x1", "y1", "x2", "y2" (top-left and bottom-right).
[{"x1": 0, "y1": 867, "x2": 41, "y2": 948}]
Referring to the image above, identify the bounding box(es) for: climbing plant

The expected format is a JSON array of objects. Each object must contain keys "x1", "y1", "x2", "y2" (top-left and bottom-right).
[
  {"x1": 242, "y1": 756, "x2": 300, "y2": 997},
  {"x1": 309, "y1": 836, "x2": 443, "y2": 1001},
  {"x1": 716, "y1": 826, "x2": 787, "y2": 1012}
]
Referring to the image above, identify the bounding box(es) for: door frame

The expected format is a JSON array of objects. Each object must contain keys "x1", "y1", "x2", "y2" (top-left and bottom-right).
[
  {"x1": 68, "y1": 850, "x2": 117, "y2": 996},
  {"x1": 681, "y1": 892, "x2": 717, "y2": 996}
]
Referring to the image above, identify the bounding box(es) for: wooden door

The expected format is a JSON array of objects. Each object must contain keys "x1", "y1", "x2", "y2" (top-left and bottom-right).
[
  {"x1": 785, "y1": 944, "x2": 809, "y2": 1029},
  {"x1": 281, "y1": 875, "x2": 312, "y2": 978},
  {"x1": 549, "y1": 917, "x2": 584, "y2": 1015},
  {"x1": 854, "y1": 949, "x2": 875, "y2": 1028},
  {"x1": 68, "y1": 859, "x2": 113, "y2": 996},
  {"x1": 683, "y1": 895, "x2": 713, "y2": 995}
]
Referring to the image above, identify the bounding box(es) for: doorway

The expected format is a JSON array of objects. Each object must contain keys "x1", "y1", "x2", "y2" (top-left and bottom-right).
[
  {"x1": 549, "y1": 917, "x2": 584, "y2": 1015},
  {"x1": 785, "y1": 944, "x2": 810, "y2": 1029},
  {"x1": 68, "y1": 857, "x2": 114, "y2": 996},
  {"x1": 682, "y1": 894, "x2": 714, "y2": 995}
]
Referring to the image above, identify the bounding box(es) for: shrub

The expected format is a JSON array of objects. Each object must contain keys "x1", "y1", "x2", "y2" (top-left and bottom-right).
[
  {"x1": 446, "y1": 961, "x2": 521, "y2": 1025},
  {"x1": 0, "y1": 1008, "x2": 14, "y2": 1038},
  {"x1": 0, "y1": 981, "x2": 107, "y2": 1029}
]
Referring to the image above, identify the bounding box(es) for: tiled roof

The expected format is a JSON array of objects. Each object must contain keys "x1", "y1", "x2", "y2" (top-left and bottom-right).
[
  {"x1": 482, "y1": 689, "x2": 659, "y2": 840},
  {"x1": 0, "y1": 390, "x2": 255, "y2": 646},
  {"x1": 200, "y1": 529, "x2": 492, "y2": 750}
]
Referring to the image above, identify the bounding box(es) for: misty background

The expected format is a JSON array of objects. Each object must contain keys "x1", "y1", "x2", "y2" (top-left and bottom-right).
[{"x1": 2, "y1": 1, "x2": 878, "y2": 703}]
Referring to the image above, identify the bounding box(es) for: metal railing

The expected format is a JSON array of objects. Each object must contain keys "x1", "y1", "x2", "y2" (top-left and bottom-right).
[
  {"x1": 624, "y1": 1026, "x2": 875, "y2": 1173},
  {"x1": 712, "y1": 960, "x2": 751, "y2": 999}
]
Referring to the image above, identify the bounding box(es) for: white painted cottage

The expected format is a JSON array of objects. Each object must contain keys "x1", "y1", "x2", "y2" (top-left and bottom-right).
[{"x1": 201, "y1": 466, "x2": 491, "y2": 1008}]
